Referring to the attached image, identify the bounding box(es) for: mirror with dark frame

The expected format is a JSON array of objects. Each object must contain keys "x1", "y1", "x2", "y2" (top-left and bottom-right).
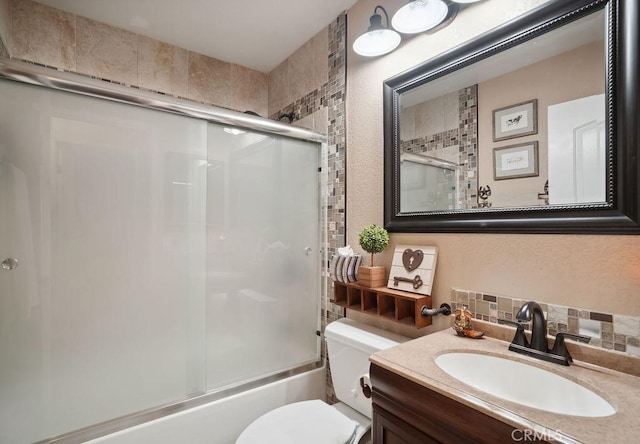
[{"x1": 383, "y1": 0, "x2": 639, "y2": 234}]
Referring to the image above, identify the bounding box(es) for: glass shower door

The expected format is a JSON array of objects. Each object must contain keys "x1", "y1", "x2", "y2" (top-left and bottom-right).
[
  {"x1": 0, "y1": 79, "x2": 207, "y2": 443},
  {"x1": 205, "y1": 125, "x2": 321, "y2": 390},
  {"x1": 0, "y1": 76, "x2": 323, "y2": 443}
]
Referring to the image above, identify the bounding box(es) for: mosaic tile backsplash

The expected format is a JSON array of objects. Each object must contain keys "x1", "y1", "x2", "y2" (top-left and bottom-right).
[{"x1": 451, "y1": 288, "x2": 640, "y2": 357}]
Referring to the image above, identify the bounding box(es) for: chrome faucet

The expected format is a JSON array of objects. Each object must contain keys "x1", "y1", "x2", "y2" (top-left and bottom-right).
[{"x1": 499, "y1": 301, "x2": 591, "y2": 366}]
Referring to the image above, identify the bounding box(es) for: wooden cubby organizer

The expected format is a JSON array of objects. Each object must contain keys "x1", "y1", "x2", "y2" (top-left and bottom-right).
[{"x1": 333, "y1": 281, "x2": 432, "y2": 328}]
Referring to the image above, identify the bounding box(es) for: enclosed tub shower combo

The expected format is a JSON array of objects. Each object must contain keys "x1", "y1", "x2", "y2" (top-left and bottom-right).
[{"x1": 0, "y1": 59, "x2": 326, "y2": 443}]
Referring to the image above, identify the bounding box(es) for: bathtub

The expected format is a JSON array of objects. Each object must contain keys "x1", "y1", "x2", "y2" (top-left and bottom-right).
[{"x1": 87, "y1": 368, "x2": 325, "y2": 444}]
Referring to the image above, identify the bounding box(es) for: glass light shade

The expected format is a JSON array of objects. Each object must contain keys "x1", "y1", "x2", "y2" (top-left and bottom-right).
[
  {"x1": 353, "y1": 29, "x2": 401, "y2": 57},
  {"x1": 392, "y1": 0, "x2": 449, "y2": 34}
]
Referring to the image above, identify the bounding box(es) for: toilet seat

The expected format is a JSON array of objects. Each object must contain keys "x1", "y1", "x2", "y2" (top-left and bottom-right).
[{"x1": 236, "y1": 400, "x2": 358, "y2": 444}]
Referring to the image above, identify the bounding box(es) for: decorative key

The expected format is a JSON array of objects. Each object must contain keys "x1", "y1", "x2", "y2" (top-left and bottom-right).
[{"x1": 393, "y1": 275, "x2": 423, "y2": 289}]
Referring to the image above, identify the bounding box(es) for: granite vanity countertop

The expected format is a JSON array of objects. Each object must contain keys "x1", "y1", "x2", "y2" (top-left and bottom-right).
[{"x1": 370, "y1": 330, "x2": 640, "y2": 444}]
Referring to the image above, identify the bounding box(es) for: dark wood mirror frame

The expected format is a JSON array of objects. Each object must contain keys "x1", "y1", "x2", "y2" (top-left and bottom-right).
[{"x1": 383, "y1": 0, "x2": 639, "y2": 234}]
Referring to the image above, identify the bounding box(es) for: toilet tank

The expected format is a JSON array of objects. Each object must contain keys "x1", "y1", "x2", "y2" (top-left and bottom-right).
[{"x1": 324, "y1": 318, "x2": 408, "y2": 418}]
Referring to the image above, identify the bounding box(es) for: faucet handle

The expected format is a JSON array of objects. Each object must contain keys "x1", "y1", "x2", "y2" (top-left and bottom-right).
[
  {"x1": 498, "y1": 319, "x2": 529, "y2": 348},
  {"x1": 550, "y1": 332, "x2": 591, "y2": 364},
  {"x1": 555, "y1": 332, "x2": 591, "y2": 344}
]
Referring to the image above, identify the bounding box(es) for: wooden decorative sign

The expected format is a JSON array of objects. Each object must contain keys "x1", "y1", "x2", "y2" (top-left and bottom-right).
[{"x1": 387, "y1": 245, "x2": 438, "y2": 296}]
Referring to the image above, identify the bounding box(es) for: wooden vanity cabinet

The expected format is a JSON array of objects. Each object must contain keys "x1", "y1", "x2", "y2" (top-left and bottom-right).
[{"x1": 370, "y1": 364, "x2": 545, "y2": 443}]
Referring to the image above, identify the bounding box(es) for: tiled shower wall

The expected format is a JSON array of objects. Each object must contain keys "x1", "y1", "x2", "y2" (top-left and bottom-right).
[
  {"x1": 451, "y1": 289, "x2": 640, "y2": 357},
  {"x1": 2, "y1": 0, "x2": 268, "y2": 115}
]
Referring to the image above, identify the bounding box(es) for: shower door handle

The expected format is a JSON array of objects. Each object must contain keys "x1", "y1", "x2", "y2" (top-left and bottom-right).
[{"x1": 1, "y1": 258, "x2": 19, "y2": 270}]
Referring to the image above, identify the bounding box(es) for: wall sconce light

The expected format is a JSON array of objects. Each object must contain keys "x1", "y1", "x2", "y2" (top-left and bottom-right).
[
  {"x1": 391, "y1": 0, "x2": 450, "y2": 34},
  {"x1": 353, "y1": 0, "x2": 484, "y2": 57},
  {"x1": 352, "y1": 5, "x2": 401, "y2": 57}
]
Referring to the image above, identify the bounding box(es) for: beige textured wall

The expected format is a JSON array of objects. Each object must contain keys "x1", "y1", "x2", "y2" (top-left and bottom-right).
[
  {"x1": 346, "y1": 0, "x2": 640, "y2": 336},
  {"x1": 6, "y1": 0, "x2": 268, "y2": 116},
  {"x1": 478, "y1": 41, "x2": 604, "y2": 207}
]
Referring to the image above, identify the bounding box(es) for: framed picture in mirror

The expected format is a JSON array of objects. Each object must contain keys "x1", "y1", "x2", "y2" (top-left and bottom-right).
[
  {"x1": 493, "y1": 142, "x2": 539, "y2": 180},
  {"x1": 492, "y1": 99, "x2": 538, "y2": 142}
]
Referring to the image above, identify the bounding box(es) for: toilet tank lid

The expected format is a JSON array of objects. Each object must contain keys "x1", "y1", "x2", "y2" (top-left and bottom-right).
[{"x1": 324, "y1": 318, "x2": 408, "y2": 354}]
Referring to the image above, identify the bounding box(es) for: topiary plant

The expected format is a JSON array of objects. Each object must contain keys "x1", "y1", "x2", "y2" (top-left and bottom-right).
[{"x1": 358, "y1": 224, "x2": 389, "y2": 267}]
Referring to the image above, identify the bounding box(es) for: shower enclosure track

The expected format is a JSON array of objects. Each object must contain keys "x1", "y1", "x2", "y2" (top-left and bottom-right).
[
  {"x1": 39, "y1": 362, "x2": 323, "y2": 444},
  {"x1": 0, "y1": 59, "x2": 327, "y2": 144}
]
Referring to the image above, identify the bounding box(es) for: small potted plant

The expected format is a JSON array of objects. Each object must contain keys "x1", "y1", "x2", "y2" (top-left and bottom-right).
[{"x1": 357, "y1": 224, "x2": 389, "y2": 288}]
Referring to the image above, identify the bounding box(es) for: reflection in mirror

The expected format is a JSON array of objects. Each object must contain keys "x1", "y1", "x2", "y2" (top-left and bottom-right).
[
  {"x1": 400, "y1": 152, "x2": 459, "y2": 212},
  {"x1": 398, "y1": 9, "x2": 605, "y2": 210}
]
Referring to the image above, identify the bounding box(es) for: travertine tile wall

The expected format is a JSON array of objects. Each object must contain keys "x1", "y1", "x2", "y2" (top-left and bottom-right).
[
  {"x1": 400, "y1": 91, "x2": 458, "y2": 141},
  {"x1": 11, "y1": 0, "x2": 75, "y2": 69},
  {"x1": 268, "y1": 26, "x2": 328, "y2": 119},
  {"x1": 4, "y1": 0, "x2": 268, "y2": 116},
  {"x1": 451, "y1": 288, "x2": 640, "y2": 357}
]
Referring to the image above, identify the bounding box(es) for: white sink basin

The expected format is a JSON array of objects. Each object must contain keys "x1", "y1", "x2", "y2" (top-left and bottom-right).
[{"x1": 435, "y1": 352, "x2": 615, "y2": 417}]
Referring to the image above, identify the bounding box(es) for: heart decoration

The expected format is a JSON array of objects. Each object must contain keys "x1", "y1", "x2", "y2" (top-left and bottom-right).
[{"x1": 402, "y1": 249, "x2": 423, "y2": 272}]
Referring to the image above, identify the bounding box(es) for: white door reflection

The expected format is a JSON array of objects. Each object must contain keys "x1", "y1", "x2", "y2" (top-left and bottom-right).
[{"x1": 548, "y1": 94, "x2": 606, "y2": 204}]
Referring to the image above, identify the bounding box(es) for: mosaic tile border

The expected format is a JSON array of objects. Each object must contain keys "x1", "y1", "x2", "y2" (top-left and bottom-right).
[
  {"x1": 451, "y1": 288, "x2": 640, "y2": 356},
  {"x1": 324, "y1": 13, "x2": 347, "y2": 404},
  {"x1": 401, "y1": 128, "x2": 459, "y2": 153},
  {"x1": 268, "y1": 85, "x2": 325, "y2": 123},
  {"x1": 458, "y1": 85, "x2": 478, "y2": 209}
]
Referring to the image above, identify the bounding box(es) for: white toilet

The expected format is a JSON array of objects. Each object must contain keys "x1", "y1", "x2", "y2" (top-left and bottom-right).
[{"x1": 236, "y1": 318, "x2": 408, "y2": 444}]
